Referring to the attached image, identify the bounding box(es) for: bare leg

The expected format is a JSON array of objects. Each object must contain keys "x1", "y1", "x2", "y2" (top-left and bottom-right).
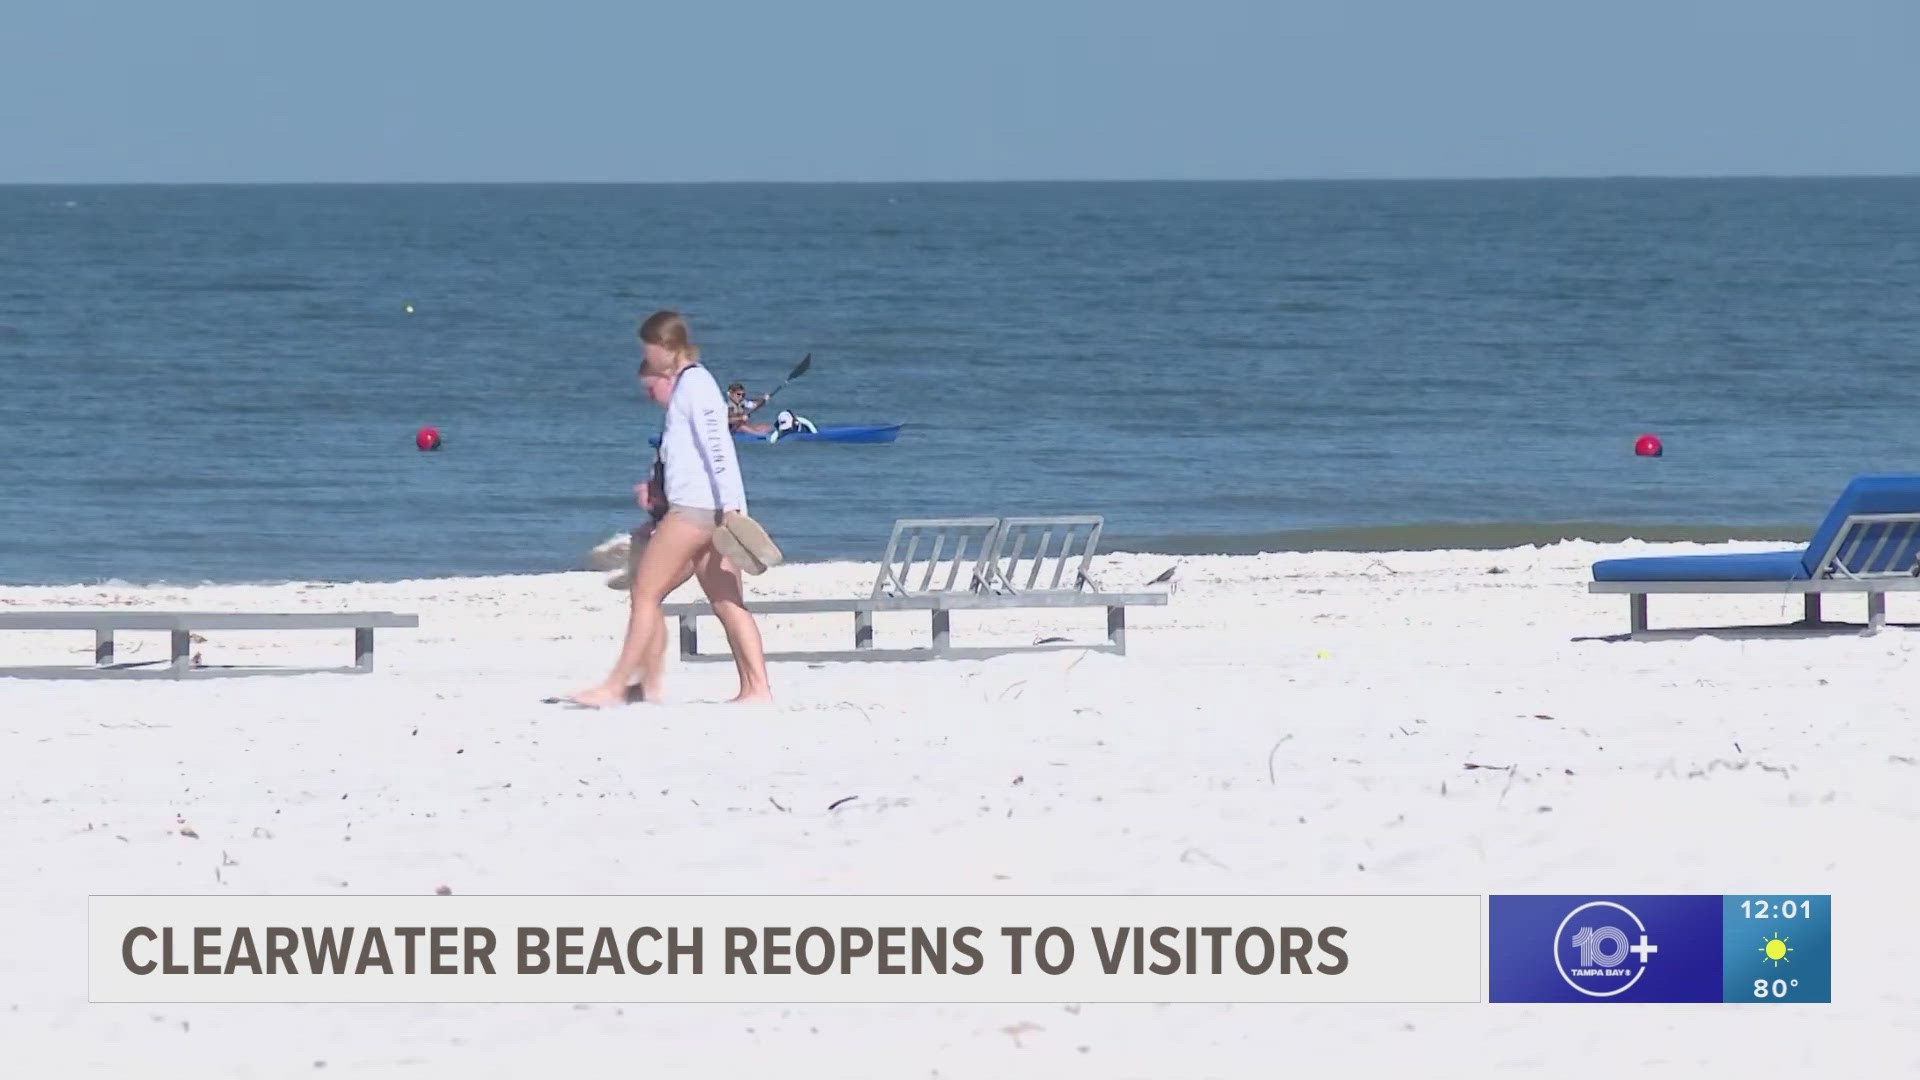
[
  {"x1": 569, "y1": 516, "x2": 705, "y2": 707},
  {"x1": 693, "y1": 546, "x2": 773, "y2": 703}
]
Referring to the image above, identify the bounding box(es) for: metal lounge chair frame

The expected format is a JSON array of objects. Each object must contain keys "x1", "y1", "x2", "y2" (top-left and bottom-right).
[
  {"x1": 0, "y1": 611, "x2": 420, "y2": 679},
  {"x1": 664, "y1": 516, "x2": 1167, "y2": 661}
]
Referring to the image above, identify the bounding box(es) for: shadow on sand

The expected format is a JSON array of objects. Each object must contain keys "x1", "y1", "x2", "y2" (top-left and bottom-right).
[{"x1": 1573, "y1": 620, "x2": 1920, "y2": 644}]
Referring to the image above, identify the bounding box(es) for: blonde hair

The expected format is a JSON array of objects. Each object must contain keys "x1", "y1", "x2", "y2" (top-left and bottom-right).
[{"x1": 638, "y1": 310, "x2": 699, "y2": 365}]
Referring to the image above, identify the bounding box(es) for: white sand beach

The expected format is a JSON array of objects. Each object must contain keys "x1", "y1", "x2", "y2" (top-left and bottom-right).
[{"x1": 2, "y1": 541, "x2": 1916, "y2": 1077}]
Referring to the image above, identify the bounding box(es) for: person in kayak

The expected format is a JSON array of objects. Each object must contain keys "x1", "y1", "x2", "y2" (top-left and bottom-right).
[
  {"x1": 726, "y1": 382, "x2": 773, "y2": 436},
  {"x1": 769, "y1": 409, "x2": 818, "y2": 442},
  {"x1": 569, "y1": 311, "x2": 772, "y2": 707}
]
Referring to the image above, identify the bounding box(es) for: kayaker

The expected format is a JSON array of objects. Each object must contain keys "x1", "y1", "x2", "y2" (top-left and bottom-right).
[
  {"x1": 726, "y1": 382, "x2": 773, "y2": 436},
  {"x1": 770, "y1": 410, "x2": 818, "y2": 442}
]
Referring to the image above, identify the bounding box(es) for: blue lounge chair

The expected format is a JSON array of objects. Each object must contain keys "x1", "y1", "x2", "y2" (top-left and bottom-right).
[{"x1": 1589, "y1": 475, "x2": 1920, "y2": 637}]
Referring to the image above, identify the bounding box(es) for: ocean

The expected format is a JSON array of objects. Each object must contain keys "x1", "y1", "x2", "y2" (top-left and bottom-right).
[{"x1": 2, "y1": 179, "x2": 1917, "y2": 585}]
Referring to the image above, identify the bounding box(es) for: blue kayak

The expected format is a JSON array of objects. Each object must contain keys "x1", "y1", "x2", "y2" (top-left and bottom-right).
[{"x1": 741, "y1": 423, "x2": 902, "y2": 445}]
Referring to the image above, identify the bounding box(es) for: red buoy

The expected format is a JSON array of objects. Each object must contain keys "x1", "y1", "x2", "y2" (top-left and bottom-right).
[
  {"x1": 1634, "y1": 433, "x2": 1663, "y2": 458},
  {"x1": 416, "y1": 426, "x2": 442, "y2": 452}
]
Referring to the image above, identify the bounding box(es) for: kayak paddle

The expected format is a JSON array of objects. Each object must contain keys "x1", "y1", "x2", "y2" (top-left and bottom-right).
[{"x1": 760, "y1": 353, "x2": 811, "y2": 406}]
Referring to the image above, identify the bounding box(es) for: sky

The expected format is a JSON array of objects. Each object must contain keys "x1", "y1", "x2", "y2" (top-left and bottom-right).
[{"x1": 3, "y1": 0, "x2": 1918, "y2": 182}]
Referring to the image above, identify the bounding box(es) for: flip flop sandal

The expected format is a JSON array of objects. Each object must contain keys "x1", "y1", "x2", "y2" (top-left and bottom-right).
[{"x1": 710, "y1": 511, "x2": 783, "y2": 575}]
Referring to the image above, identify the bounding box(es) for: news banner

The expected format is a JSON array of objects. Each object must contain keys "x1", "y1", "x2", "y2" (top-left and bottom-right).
[{"x1": 87, "y1": 894, "x2": 1831, "y2": 1004}]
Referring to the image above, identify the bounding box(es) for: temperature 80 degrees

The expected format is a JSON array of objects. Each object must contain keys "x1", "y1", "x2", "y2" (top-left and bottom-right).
[{"x1": 1753, "y1": 978, "x2": 1801, "y2": 999}]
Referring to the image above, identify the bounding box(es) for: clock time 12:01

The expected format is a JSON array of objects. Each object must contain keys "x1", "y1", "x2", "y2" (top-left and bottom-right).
[{"x1": 1741, "y1": 899, "x2": 1812, "y2": 920}]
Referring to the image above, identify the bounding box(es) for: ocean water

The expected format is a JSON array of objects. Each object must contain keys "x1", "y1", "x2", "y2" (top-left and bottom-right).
[{"x1": 2, "y1": 179, "x2": 1918, "y2": 585}]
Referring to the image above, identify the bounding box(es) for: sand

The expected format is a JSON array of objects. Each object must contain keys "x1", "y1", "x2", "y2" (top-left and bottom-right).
[{"x1": 2, "y1": 540, "x2": 1916, "y2": 1077}]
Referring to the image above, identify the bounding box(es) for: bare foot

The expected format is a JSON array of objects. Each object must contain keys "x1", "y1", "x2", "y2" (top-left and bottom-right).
[
  {"x1": 567, "y1": 685, "x2": 629, "y2": 708},
  {"x1": 729, "y1": 689, "x2": 775, "y2": 705}
]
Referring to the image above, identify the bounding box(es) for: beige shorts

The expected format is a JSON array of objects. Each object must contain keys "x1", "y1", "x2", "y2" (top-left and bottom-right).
[
  {"x1": 621, "y1": 509, "x2": 724, "y2": 579},
  {"x1": 664, "y1": 506, "x2": 723, "y2": 533},
  {"x1": 625, "y1": 508, "x2": 717, "y2": 560}
]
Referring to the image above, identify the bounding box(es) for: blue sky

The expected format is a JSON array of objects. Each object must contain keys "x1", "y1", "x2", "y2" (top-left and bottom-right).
[{"x1": 5, "y1": 0, "x2": 1917, "y2": 182}]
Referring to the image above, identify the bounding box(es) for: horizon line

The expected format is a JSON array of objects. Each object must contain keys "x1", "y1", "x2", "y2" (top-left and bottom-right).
[{"x1": 5, "y1": 171, "x2": 1920, "y2": 187}]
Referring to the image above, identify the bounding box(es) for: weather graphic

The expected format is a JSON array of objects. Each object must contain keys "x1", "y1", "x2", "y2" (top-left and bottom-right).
[{"x1": 1720, "y1": 896, "x2": 1830, "y2": 1003}]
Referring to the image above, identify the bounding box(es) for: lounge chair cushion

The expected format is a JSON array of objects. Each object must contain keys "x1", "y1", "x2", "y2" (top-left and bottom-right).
[
  {"x1": 1590, "y1": 550, "x2": 1811, "y2": 583},
  {"x1": 1799, "y1": 474, "x2": 1920, "y2": 577}
]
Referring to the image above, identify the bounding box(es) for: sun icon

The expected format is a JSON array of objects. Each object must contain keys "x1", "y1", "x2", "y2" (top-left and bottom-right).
[{"x1": 1759, "y1": 933, "x2": 1792, "y2": 967}]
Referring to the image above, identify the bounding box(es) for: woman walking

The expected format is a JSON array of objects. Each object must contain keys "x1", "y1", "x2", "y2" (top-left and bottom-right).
[{"x1": 569, "y1": 311, "x2": 772, "y2": 706}]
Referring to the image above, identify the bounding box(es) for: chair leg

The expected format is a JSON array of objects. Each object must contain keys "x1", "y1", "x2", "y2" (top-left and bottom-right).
[
  {"x1": 1629, "y1": 594, "x2": 1648, "y2": 635},
  {"x1": 94, "y1": 630, "x2": 114, "y2": 667},
  {"x1": 1107, "y1": 605, "x2": 1126, "y2": 654},
  {"x1": 679, "y1": 615, "x2": 699, "y2": 659},
  {"x1": 1803, "y1": 594, "x2": 1823, "y2": 625},
  {"x1": 170, "y1": 630, "x2": 192, "y2": 678},
  {"x1": 854, "y1": 610, "x2": 874, "y2": 650},
  {"x1": 1867, "y1": 592, "x2": 1886, "y2": 634},
  {"x1": 931, "y1": 610, "x2": 951, "y2": 655},
  {"x1": 355, "y1": 627, "x2": 375, "y2": 671}
]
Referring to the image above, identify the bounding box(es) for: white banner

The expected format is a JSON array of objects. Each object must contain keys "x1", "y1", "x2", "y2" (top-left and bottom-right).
[{"x1": 89, "y1": 894, "x2": 1480, "y2": 1004}]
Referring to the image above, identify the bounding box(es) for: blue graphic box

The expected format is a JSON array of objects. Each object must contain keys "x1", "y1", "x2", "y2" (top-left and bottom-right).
[
  {"x1": 1720, "y1": 895, "x2": 1831, "y2": 1003},
  {"x1": 1491, "y1": 895, "x2": 1724, "y2": 1003}
]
